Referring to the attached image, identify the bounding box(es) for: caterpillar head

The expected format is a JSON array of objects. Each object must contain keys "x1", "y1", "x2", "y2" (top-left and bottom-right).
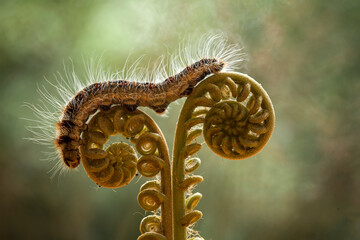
[
  {"x1": 55, "y1": 132, "x2": 81, "y2": 168},
  {"x1": 62, "y1": 149, "x2": 81, "y2": 168}
]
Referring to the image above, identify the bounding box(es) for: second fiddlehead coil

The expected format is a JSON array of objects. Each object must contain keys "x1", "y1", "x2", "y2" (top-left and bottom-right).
[
  {"x1": 172, "y1": 72, "x2": 275, "y2": 239},
  {"x1": 186, "y1": 72, "x2": 275, "y2": 160}
]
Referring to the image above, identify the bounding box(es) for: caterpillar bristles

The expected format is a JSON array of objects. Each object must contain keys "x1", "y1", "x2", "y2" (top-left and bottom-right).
[{"x1": 27, "y1": 33, "x2": 246, "y2": 177}]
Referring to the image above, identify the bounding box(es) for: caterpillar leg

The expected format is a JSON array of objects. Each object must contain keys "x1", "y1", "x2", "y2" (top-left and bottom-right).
[
  {"x1": 124, "y1": 104, "x2": 138, "y2": 112},
  {"x1": 180, "y1": 86, "x2": 194, "y2": 96},
  {"x1": 99, "y1": 105, "x2": 112, "y2": 111},
  {"x1": 151, "y1": 104, "x2": 169, "y2": 114}
]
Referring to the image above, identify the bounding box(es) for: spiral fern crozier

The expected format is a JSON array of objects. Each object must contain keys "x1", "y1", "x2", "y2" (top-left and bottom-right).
[
  {"x1": 195, "y1": 72, "x2": 274, "y2": 160},
  {"x1": 172, "y1": 72, "x2": 275, "y2": 239},
  {"x1": 80, "y1": 106, "x2": 172, "y2": 240}
]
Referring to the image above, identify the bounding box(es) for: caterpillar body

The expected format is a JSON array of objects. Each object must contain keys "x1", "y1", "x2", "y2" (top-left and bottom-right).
[
  {"x1": 57, "y1": 58, "x2": 224, "y2": 168},
  {"x1": 29, "y1": 34, "x2": 245, "y2": 174}
]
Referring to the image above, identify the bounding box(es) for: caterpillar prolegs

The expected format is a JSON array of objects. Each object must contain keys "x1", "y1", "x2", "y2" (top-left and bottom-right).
[{"x1": 30, "y1": 35, "x2": 245, "y2": 173}]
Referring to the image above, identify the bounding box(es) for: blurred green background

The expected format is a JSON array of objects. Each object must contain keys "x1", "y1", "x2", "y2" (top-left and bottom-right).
[{"x1": 1, "y1": 0, "x2": 359, "y2": 239}]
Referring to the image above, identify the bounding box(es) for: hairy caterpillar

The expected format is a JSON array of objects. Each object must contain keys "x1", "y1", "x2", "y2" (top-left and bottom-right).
[{"x1": 28, "y1": 34, "x2": 245, "y2": 174}]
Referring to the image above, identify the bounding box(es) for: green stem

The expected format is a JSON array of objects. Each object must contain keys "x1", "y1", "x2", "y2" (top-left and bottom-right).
[
  {"x1": 172, "y1": 101, "x2": 194, "y2": 240},
  {"x1": 144, "y1": 115, "x2": 173, "y2": 239},
  {"x1": 159, "y1": 135, "x2": 173, "y2": 239}
]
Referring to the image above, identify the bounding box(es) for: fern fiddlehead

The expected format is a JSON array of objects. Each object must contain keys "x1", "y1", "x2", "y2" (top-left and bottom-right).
[
  {"x1": 81, "y1": 106, "x2": 173, "y2": 239},
  {"x1": 172, "y1": 72, "x2": 275, "y2": 239}
]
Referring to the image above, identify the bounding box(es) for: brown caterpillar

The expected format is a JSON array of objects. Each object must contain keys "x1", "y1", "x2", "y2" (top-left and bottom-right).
[
  {"x1": 28, "y1": 34, "x2": 245, "y2": 174},
  {"x1": 56, "y1": 58, "x2": 224, "y2": 168}
]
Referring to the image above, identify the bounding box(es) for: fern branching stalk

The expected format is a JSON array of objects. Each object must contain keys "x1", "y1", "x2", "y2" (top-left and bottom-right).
[{"x1": 74, "y1": 72, "x2": 274, "y2": 240}]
